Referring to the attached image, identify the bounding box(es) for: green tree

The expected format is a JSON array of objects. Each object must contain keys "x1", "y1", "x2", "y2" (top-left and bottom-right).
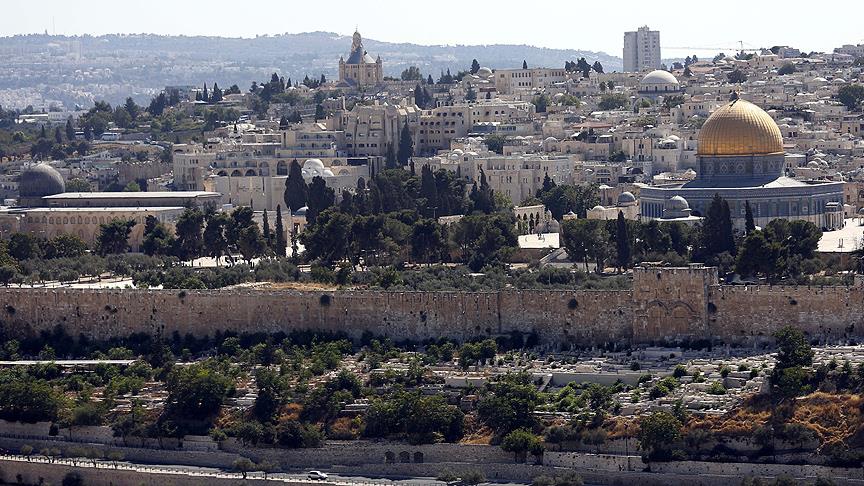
[
  {"x1": 501, "y1": 428, "x2": 542, "y2": 462},
  {"x1": 65, "y1": 117, "x2": 76, "y2": 140},
  {"x1": 696, "y1": 193, "x2": 735, "y2": 261},
  {"x1": 236, "y1": 224, "x2": 266, "y2": 264},
  {"x1": 476, "y1": 373, "x2": 538, "y2": 433},
  {"x1": 203, "y1": 212, "x2": 230, "y2": 263},
  {"x1": 253, "y1": 368, "x2": 286, "y2": 423},
  {"x1": 468, "y1": 169, "x2": 496, "y2": 214},
  {"x1": 46, "y1": 234, "x2": 88, "y2": 259},
  {"x1": 284, "y1": 160, "x2": 308, "y2": 213},
  {"x1": 774, "y1": 326, "x2": 814, "y2": 370},
  {"x1": 0, "y1": 374, "x2": 65, "y2": 423},
  {"x1": 411, "y1": 219, "x2": 444, "y2": 264},
  {"x1": 532, "y1": 94, "x2": 549, "y2": 113},
  {"x1": 837, "y1": 84, "x2": 864, "y2": 111},
  {"x1": 274, "y1": 205, "x2": 287, "y2": 256},
  {"x1": 539, "y1": 184, "x2": 598, "y2": 220},
  {"x1": 451, "y1": 213, "x2": 517, "y2": 271},
  {"x1": 7, "y1": 233, "x2": 42, "y2": 260},
  {"x1": 173, "y1": 208, "x2": 205, "y2": 260},
  {"x1": 419, "y1": 164, "x2": 439, "y2": 217},
  {"x1": 302, "y1": 208, "x2": 352, "y2": 267},
  {"x1": 141, "y1": 215, "x2": 175, "y2": 256},
  {"x1": 777, "y1": 62, "x2": 796, "y2": 75},
  {"x1": 385, "y1": 143, "x2": 398, "y2": 169},
  {"x1": 770, "y1": 326, "x2": 814, "y2": 397},
  {"x1": 124, "y1": 97, "x2": 140, "y2": 120},
  {"x1": 598, "y1": 93, "x2": 628, "y2": 110},
  {"x1": 744, "y1": 200, "x2": 755, "y2": 234},
  {"x1": 735, "y1": 231, "x2": 774, "y2": 278},
  {"x1": 262, "y1": 209, "x2": 272, "y2": 248},
  {"x1": 615, "y1": 211, "x2": 631, "y2": 271},
  {"x1": 232, "y1": 458, "x2": 255, "y2": 479},
  {"x1": 65, "y1": 178, "x2": 91, "y2": 192},
  {"x1": 306, "y1": 176, "x2": 335, "y2": 226},
  {"x1": 727, "y1": 69, "x2": 748, "y2": 84},
  {"x1": 165, "y1": 360, "x2": 232, "y2": 420},
  {"x1": 638, "y1": 411, "x2": 682, "y2": 461},
  {"x1": 484, "y1": 134, "x2": 506, "y2": 154},
  {"x1": 397, "y1": 122, "x2": 413, "y2": 166},
  {"x1": 401, "y1": 66, "x2": 422, "y2": 81},
  {"x1": 97, "y1": 219, "x2": 136, "y2": 255},
  {"x1": 471, "y1": 59, "x2": 481, "y2": 74}
]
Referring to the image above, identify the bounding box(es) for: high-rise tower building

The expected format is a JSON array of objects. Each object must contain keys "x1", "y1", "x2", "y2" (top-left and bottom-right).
[{"x1": 623, "y1": 26, "x2": 661, "y2": 72}]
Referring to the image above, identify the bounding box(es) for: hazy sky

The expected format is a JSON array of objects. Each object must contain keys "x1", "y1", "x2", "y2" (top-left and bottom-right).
[{"x1": 1, "y1": 0, "x2": 861, "y2": 58}]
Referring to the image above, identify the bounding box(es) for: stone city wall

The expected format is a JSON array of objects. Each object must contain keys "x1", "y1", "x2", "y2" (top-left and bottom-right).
[
  {"x1": 0, "y1": 288, "x2": 634, "y2": 346},
  {"x1": 708, "y1": 284, "x2": 864, "y2": 343},
  {"x1": 0, "y1": 267, "x2": 862, "y2": 345}
]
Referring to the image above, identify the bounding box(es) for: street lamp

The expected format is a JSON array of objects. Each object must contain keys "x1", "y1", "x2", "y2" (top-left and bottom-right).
[{"x1": 625, "y1": 423, "x2": 631, "y2": 471}]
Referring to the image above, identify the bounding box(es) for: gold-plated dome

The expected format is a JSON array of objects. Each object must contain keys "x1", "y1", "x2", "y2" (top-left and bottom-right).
[{"x1": 697, "y1": 98, "x2": 783, "y2": 156}]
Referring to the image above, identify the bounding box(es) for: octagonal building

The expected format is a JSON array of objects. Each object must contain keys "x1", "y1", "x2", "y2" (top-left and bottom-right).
[{"x1": 639, "y1": 95, "x2": 844, "y2": 231}]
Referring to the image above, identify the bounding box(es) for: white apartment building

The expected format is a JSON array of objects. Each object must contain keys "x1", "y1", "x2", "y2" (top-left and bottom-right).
[
  {"x1": 623, "y1": 26, "x2": 661, "y2": 72},
  {"x1": 493, "y1": 68, "x2": 568, "y2": 95}
]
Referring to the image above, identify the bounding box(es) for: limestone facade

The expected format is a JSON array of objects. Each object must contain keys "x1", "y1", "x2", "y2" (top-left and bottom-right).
[{"x1": 1, "y1": 266, "x2": 862, "y2": 347}]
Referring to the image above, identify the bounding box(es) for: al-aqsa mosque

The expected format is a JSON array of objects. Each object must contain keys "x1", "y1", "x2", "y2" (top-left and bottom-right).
[{"x1": 640, "y1": 94, "x2": 844, "y2": 230}]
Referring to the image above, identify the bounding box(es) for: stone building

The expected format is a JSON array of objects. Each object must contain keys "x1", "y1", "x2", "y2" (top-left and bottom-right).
[
  {"x1": 338, "y1": 31, "x2": 383, "y2": 88},
  {"x1": 623, "y1": 26, "x2": 661, "y2": 72},
  {"x1": 331, "y1": 101, "x2": 420, "y2": 159},
  {"x1": 2, "y1": 164, "x2": 219, "y2": 251},
  {"x1": 639, "y1": 94, "x2": 844, "y2": 230}
]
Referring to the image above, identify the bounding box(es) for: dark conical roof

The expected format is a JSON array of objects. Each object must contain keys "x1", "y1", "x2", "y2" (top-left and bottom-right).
[{"x1": 19, "y1": 163, "x2": 65, "y2": 198}]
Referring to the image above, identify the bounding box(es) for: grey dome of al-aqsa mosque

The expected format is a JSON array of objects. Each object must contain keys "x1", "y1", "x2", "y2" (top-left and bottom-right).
[{"x1": 18, "y1": 163, "x2": 65, "y2": 206}]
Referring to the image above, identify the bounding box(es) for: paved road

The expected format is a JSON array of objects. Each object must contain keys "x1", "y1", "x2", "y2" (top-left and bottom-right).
[{"x1": 0, "y1": 454, "x2": 534, "y2": 485}]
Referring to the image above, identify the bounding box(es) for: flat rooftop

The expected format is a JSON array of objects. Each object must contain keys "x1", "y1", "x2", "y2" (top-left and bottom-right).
[
  {"x1": 20, "y1": 207, "x2": 185, "y2": 213},
  {"x1": 43, "y1": 191, "x2": 220, "y2": 199}
]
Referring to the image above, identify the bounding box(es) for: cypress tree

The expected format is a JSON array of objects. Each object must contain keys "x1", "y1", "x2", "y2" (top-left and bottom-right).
[
  {"x1": 744, "y1": 200, "x2": 755, "y2": 234},
  {"x1": 306, "y1": 176, "x2": 335, "y2": 226},
  {"x1": 284, "y1": 160, "x2": 308, "y2": 213},
  {"x1": 700, "y1": 193, "x2": 725, "y2": 259},
  {"x1": 616, "y1": 211, "x2": 631, "y2": 271},
  {"x1": 274, "y1": 205, "x2": 287, "y2": 256},
  {"x1": 720, "y1": 200, "x2": 735, "y2": 255},
  {"x1": 419, "y1": 164, "x2": 439, "y2": 217},
  {"x1": 385, "y1": 143, "x2": 397, "y2": 169},
  {"x1": 397, "y1": 123, "x2": 413, "y2": 165},
  {"x1": 262, "y1": 209, "x2": 271, "y2": 248},
  {"x1": 65, "y1": 117, "x2": 75, "y2": 140}
]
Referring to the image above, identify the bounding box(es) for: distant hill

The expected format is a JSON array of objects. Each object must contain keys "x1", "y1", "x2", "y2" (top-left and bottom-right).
[
  {"x1": 0, "y1": 32, "x2": 621, "y2": 107},
  {"x1": 1, "y1": 31, "x2": 623, "y2": 78}
]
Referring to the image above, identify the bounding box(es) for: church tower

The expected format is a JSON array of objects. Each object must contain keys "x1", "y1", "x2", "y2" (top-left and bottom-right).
[{"x1": 338, "y1": 30, "x2": 384, "y2": 88}]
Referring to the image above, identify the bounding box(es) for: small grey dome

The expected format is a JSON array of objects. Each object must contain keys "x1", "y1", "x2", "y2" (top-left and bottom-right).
[
  {"x1": 665, "y1": 195, "x2": 690, "y2": 211},
  {"x1": 617, "y1": 191, "x2": 636, "y2": 206},
  {"x1": 19, "y1": 163, "x2": 65, "y2": 199}
]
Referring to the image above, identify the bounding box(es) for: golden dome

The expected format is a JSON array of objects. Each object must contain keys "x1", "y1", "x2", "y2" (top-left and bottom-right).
[{"x1": 697, "y1": 98, "x2": 783, "y2": 156}]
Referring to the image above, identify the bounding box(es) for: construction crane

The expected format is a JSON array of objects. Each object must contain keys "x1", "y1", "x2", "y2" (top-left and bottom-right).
[{"x1": 663, "y1": 41, "x2": 762, "y2": 53}]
